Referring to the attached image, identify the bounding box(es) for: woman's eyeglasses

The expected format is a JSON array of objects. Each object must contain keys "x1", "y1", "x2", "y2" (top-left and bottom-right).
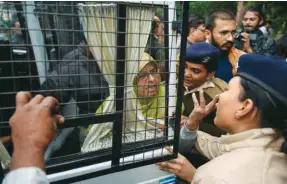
[{"x1": 138, "y1": 68, "x2": 159, "y2": 80}]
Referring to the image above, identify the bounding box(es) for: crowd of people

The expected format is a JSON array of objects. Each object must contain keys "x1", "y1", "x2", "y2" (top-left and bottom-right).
[{"x1": 1, "y1": 5, "x2": 287, "y2": 184}]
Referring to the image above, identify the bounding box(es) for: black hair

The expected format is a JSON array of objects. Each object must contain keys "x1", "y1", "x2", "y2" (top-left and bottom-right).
[
  {"x1": 151, "y1": 20, "x2": 158, "y2": 33},
  {"x1": 205, "y1": 10, "x2": 236, "y2": 31},
  {"x1": 275, "y1": 35, "x2": 287, "y2": 59},
  {"x1": 266, "y1": 20, "x2": 272, "y2": 25},
  {"x1": 151, "y1": 16, "x2": 161, "y2": 34},
  {"x1": 188, "y1": 16, "x2": 205, "y2": 30},
  {"x1": 242, "y1": 6, "x2": 264, "y2": 23},
  {"x1": 239, "y1": 77, "x2": 287, "y2": 154}
]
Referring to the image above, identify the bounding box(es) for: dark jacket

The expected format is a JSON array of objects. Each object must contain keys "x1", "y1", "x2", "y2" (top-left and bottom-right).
[
  {"x1": 251, "y1": 30, "x2": 276, "y2": 56},
  {"x1": 237, "y1": 30, "x2": 276, "y2": 56}
]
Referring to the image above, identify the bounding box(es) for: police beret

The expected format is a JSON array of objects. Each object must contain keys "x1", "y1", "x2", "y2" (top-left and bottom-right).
[
  {"x1": 236, "y1": 54, "x2": 287, "y2": 106},
  {"x1": 185, "y1": 42, "x2": 220, "y2": 65}
]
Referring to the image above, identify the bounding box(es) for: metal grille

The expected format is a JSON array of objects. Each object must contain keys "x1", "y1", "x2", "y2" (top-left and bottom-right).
[{"x1": 0, "y1": 1, "x2": 188, "y2": 182}]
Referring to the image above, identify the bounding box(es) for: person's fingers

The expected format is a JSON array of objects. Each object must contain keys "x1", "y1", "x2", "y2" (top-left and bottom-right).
[
  {"x1": 241, "y1": 32, "x2": 248, "y2": 38},
  {"x1": 158, "y1": 162, "x2": 179, "y2": 175},
  {"x1": 168, "y1": 157, "x2": 181, "y2": 165},
  {"x1": 192, "y1": 93, "x2": 199, "y2": 107},
  {"x1": 199, "y1": 90, "x2": 205, "y2": 109},
  {"x1": 165, "y1": 162, "x2": 181, "y2": 172},
  {"x1": 206, "y1": 95, "x2": 219, "y2": 113},
  {"x1": 55, "y1": 114, "x2": 65, "y2": 124},
  {"x1": 41, "y1": 96, "x2": 59, "y2": 114},
  {"x1": 164, "y1": 167, "x2": 177, "y2": 175},
  {"x1": 29, "y1": 94, "x2": 45, "y2": 105},
  {"x1": 15, "y1": 92, "x2": 32, "y2": 108},
  {"x1": 168, "y1": 154, "x2": 185, "y2": 165},
  {"x1": 241, "y1": 38, "x2": 247, "y2": 42},
  {"x1": 52, "y1": 104, "x2": 61, "y2": 114},
  {"x1": 157, "y1": 161, "x2": 167, "y2": 168},
  {"x1": 156, "y1": 162, "x2": 162, "y2": 166}
]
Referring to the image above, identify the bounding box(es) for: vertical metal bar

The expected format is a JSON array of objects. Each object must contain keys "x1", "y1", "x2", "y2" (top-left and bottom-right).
[
  {"x1": 112, "y1": 3, "x2": 126, "y2": 166},
  {"x1": 22, "y1": 1, "x2": 49, "y2": 85},
  {"x1": 163, "y1": 5, "x2": 169, "y2": 138},
  {"x1": 47, "y1": 7, "x2": 59, "y2": 60},
  {"x1": 173, "y1": 1, "x2": 189, "y2": 154},
  {"x1": 13, "y1": 1, "x2": 28, "y2": 45},
  {"x1": 0, "y1": 164, "x2": 4, "y2": 183},
  {"x1": 41, "y1": 11, "x2": 52, "y2": 62}
]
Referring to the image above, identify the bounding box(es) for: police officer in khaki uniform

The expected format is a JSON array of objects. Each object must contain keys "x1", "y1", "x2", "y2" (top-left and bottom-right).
[{"x1": 181, "y1": 42, "x2": 226, "y2": 137}]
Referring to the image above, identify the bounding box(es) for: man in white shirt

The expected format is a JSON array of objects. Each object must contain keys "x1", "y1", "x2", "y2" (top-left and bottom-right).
[{"x1": 3, "y1": 92, "x2": 64, "y2": 184}]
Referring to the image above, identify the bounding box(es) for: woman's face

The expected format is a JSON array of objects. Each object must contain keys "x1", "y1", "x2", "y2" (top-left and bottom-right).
[
  {"x1": 184, "y1": 62, "x2": 212, "y2": 90},
  {"x1": 214, "y1": 76, "x2": 244, "y2": 132},
  {"x1": 137, "y1": 62, "x2": 160, "y2": 98}
]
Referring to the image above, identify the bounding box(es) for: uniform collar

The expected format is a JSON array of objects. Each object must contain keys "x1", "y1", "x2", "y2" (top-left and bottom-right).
[
  {"x1": 217, "y1": 128, "x2": 283, "y2": 153},
  {"x1": 184, "y1": 80, "x2": 215, "y2": 95}
]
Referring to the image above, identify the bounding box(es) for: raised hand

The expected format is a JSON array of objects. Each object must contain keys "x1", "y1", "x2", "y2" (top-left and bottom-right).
[{"x1": 185, "y1": 90, "x2": 219, "y2": 131}]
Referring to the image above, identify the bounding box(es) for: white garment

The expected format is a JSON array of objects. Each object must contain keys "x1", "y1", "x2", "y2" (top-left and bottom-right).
[
  {"x1": 259, "y1": 26, "x2": 268, "y2": 37},
  {"x1": 0, "y1": 142, "x2": 11, "y2": 169},
  {"x1": 3, "y1": 167, "x2": 48, "y2": 184}
]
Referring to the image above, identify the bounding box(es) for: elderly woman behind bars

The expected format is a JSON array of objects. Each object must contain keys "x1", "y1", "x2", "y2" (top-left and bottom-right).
[
  {"x1": 82, "y1": 52, "x2": 165, "y2": 152},
  {"x1": 134, "y1": 52, "x2": 166, "y2": 129}
]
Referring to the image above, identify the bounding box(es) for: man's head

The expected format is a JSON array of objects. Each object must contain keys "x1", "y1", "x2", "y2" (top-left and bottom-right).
[
  {"x1": 152, "y1": 16, "x2": 163, "y2": 38},
  {"x1": 205, "y1": 10, "x2": 237, "y2": 52},
  {"x1": 184, "y1": 42, "x2": 220, "y2": 89},
  {"x1": 242, "y1": 7, "x2": 264, "y2": 33},
  {"x1": 266, "y1": 20, "x2": 272, "y2": 29},
  {"x1": 187, "y1": 16, "x2": 206, "y2": 43}
]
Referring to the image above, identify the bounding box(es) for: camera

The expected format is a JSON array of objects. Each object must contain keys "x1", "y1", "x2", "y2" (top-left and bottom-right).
[
  {"x1": 235, "y1": 29, "x2": 257, "y2": 41},
  {"x1": 234, "y1": 29, "x2": 243, "y2": 41}
]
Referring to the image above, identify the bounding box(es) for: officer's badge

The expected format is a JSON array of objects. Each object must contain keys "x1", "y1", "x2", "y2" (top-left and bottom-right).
[{"x1": 202, "y1": 57, "x2": 210, "y2": 63}]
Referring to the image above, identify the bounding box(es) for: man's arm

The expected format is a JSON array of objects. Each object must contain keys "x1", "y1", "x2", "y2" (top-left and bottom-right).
[
  {"x1": 241, "y1": 32, "x2": 276, "y2": 56},
  {"x1": 3, "y1": 92, "x2": 64, "y2": 184}
]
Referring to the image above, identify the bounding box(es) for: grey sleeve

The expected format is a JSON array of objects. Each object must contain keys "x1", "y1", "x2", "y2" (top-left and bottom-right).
[
  {"x1": 178, "y1": 127, "x2": 197, "y2": 153},
  {"x1": 40, "y1": 64, "x2": 77, "y2": 104}
]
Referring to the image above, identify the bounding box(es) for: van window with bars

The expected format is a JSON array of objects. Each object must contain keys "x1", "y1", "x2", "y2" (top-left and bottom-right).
[{"x1": 0, "y1": 1, "x2": 186, "y2": 182}]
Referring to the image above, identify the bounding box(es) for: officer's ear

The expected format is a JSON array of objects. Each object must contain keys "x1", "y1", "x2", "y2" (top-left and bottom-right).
[
  {"x1": 205, "y1": 29, "x2": 211, "y2": 42},
  {"x1": 259, "y1": 19, "x2": 264, "y2": 26},
  {"x1": 207, "y1": 72, "x2": 215, "y2": 80}
]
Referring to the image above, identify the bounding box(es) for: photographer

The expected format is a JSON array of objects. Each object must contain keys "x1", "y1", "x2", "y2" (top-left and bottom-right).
[{"x1": 237, "y1": 6, "x2": 276, "y2": 56}]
